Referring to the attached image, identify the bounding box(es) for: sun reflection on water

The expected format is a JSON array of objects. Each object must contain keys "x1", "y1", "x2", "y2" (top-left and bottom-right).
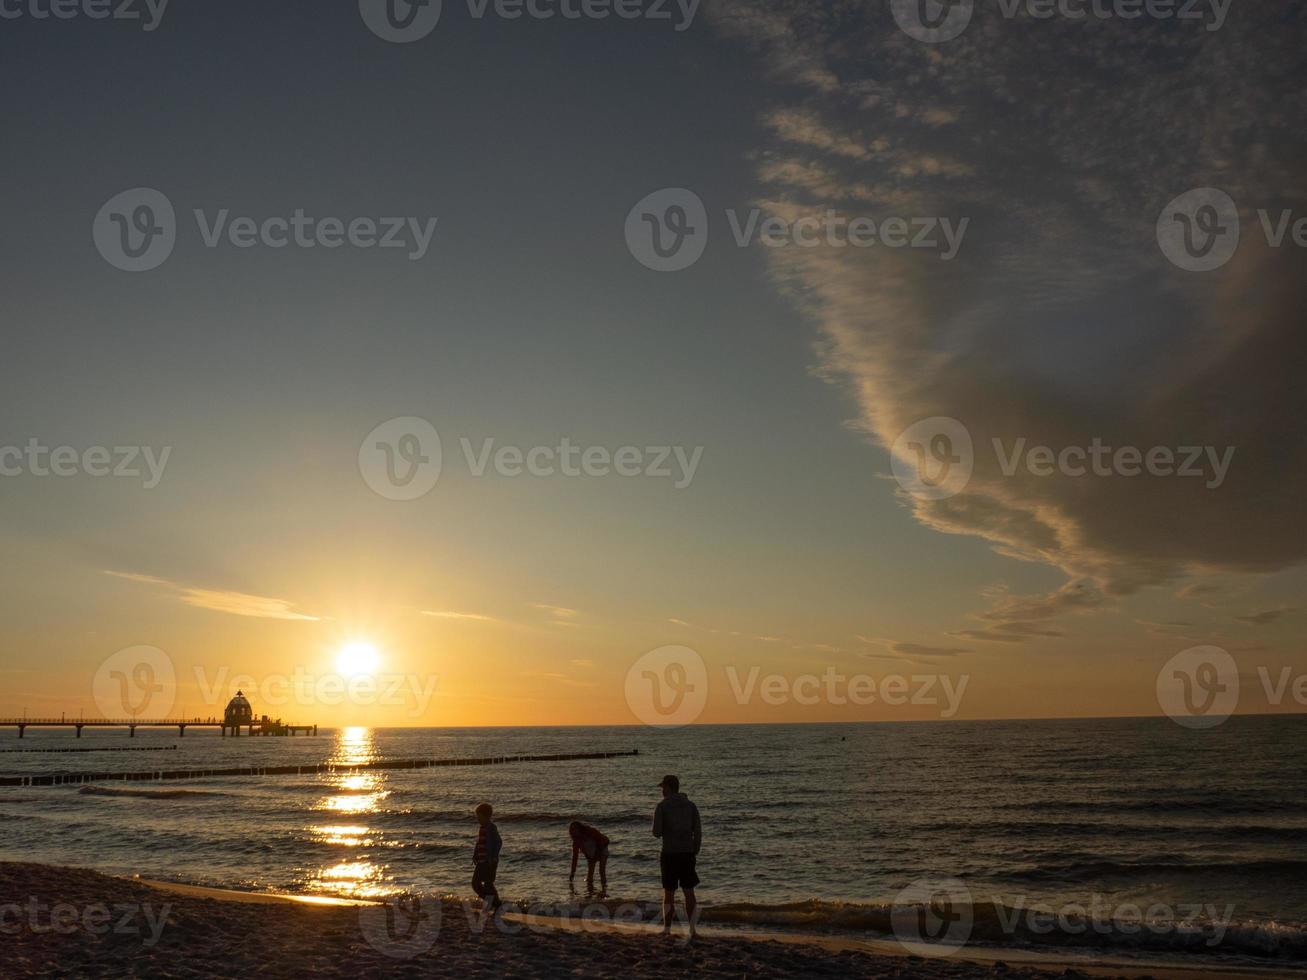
[
  {"x1": 309, "y1": 824, "x2": 371, "y2": 847},
  {"x1": 307, "y1": 727, "x2": 396, "y2": 897},
  {"x1": 313, "y1": 860, "x2": 388, "y2": 898},
  {"x1": 331, "y1": 726, "x2": 378, "y2": 766}
]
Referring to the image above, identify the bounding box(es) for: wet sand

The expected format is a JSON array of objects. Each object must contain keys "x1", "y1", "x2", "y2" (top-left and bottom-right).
[{"x1": 0, "y1": 862, "x2": 1293, "y2": 979}]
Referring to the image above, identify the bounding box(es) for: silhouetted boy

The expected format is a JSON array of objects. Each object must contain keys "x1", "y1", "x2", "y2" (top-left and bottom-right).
[
  {"x1": 568, "y1": 820, "x2": 610, "y2": 894},
  {"x1": 472, "y1": 802, "x2": 503, "y2": 912}
]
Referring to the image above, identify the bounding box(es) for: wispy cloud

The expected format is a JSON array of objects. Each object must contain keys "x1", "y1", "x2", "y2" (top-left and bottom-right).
[
  {"x1": 944, "y1": 582, "x2": 1099, "y2": 643},
  {"x1": 673, "y1": 616, "x2": 851, "y2": 651},
  {"x1": 977, "y1": 581, "x2": 1104, "y2": 624},
  {"x1": 520, "y1": 671, "x2": 597, "y2": 689},
  {"x1": 857, "y1": 636, "x2": 972, "y2": 661},
  {"x1": 1177, "y1": 582, "x2": 1224, "y2": 600},
  {"x1": 950, "y1": 623, "x2": 1065, "y2": 644},
  {"x1": 711, "y1": 0, "x2": 1307, "y2": 634},
  {"x1": 668, "y1": 617, "x2": 782, "y2": 643},
  {"x1": 1136, "y1": 619, "x2": 1201, "y2": 639},
  {"x1": 891, "y1": 642, "x2": 971, "y2": 658},
  {"x1": 1234, "y1": 606, "x2": 1299, "y2": 626},
  {"x1": 944, "y1": 632, "x2": 1007, "y2": 645},
  {"x1": 104, "y1": 571, "x2": 169, "y2": 587},
  {"x1": 532, "y1": 603, "x2": 580, "y2": 620},
  {"x1": 794, "y1": 642, "x2": 847, "y2": 655},
  {"x1": 105, "y1": 571, "x2": 318, "y2": 621},
  {"x1": 764, "y1": 108, "x2": 874, "y2": 160},
  {"x1": 421, "y1": 609, "x2": 496, "y2": 622}
]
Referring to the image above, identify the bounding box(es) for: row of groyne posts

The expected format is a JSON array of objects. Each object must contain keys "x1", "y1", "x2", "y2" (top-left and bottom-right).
[
  {"x1": 0, "y1": 718, "x2": 318, "y2": 738},
  {"x1": 0, "y1": 750, "x2": 641, "y2": 787}
]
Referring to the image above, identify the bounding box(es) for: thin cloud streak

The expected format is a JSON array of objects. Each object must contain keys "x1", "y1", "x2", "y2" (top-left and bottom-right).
[
  {"x1": 105, "y1": 570, "x2": 318, "y2": 621},
  {"x1": 421, "y1": 609, "x2": 497, "y2": 622}
]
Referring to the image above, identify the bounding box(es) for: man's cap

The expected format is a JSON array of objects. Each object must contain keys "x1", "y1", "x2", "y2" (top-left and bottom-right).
[{"x1": 658, "y1": 774, "x2": 679, "y2": 791}]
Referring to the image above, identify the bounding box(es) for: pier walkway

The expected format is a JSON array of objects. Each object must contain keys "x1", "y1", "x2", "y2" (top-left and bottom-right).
[{"x1": 0, "y1": 718, "x2": 317, "y2": 738}]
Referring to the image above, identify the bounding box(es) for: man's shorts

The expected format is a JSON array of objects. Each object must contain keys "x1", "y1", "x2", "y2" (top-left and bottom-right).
[{"x1": 659, "y1": 852, "x2": 700, "y2": 891}]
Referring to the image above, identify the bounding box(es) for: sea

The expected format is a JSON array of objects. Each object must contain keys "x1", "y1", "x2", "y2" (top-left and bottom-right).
[{"x1": 1, "y1": 716, "x2": 1304, "y2": 968}]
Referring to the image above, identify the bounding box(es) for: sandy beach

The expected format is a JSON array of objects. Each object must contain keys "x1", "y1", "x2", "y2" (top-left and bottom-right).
[{"x1": 2, "y1": 862, "x2": 1295, "y2": 980}]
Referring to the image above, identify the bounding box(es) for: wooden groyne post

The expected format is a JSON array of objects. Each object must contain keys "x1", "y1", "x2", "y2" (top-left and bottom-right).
[{"x1": 0, "y1": 749, "x2": 640, "y2": 787}]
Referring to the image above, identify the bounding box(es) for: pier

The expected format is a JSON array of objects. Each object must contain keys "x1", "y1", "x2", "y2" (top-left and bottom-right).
[
  {"x1": 0, "y1": 749, "x2": 640, "y2": 787},
  {"x1": 0, "y1": 717, "x2": 318, "y2": 739}
]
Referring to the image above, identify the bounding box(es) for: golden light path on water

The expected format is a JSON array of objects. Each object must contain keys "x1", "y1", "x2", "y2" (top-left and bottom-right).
[{"x1": 305, "y1": 727, "x2": 395, "y2": 899}]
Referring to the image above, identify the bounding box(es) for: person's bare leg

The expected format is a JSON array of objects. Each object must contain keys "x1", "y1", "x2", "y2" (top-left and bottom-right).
[
  {"x1": 684, "y1": 888, "x2": 697, "y2": 938},
  {"x1": 599, "y1": 856, "x2": 608, "y2": 894},
  {"x1": 586, "y1": 858, "x2": 595, "y2": 894},
  {"x1": 662, "y1": 888, "x2": 675, "y2": 934}
]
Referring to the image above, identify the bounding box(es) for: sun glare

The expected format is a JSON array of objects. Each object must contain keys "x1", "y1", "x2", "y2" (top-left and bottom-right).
[{"x1": 336, "y1": 641, "x2": 380, "y2": 678}]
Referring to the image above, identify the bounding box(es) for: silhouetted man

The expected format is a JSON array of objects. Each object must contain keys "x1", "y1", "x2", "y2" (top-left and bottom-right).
[{"x1": 652, "y1": 773, "x2": 701, "y2": 938}]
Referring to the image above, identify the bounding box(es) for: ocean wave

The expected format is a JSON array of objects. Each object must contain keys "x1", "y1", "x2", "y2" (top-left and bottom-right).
[
  {"x1": 378, "y1": 807, "x2": 645, "y2": 827},
  {"x1": 937, "y1": 819, "x2": 1307, "y2": 842},
  {"x1": 994, "y1": 798, "x2": 1302, "y2": 815},
  {"x1": 77, "y1": 786, "x2": 230, "y2": 800},
  {"x1": 700, "y1": 898, "x2": 1307, "y2": 961},
  {"x1": 995, "y1": 858, "x2": 1307, "y2": 883}
]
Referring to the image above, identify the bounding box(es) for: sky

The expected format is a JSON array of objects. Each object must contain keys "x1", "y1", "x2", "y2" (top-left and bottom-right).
[{"x1": 0, "y1": 0, "x2": 1303, "y2": 728}]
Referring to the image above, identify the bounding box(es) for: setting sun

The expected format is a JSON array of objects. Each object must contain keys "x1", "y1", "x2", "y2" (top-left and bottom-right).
[{"x1": 335, "y1": 642, "x2": 380, "y2": 678}]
